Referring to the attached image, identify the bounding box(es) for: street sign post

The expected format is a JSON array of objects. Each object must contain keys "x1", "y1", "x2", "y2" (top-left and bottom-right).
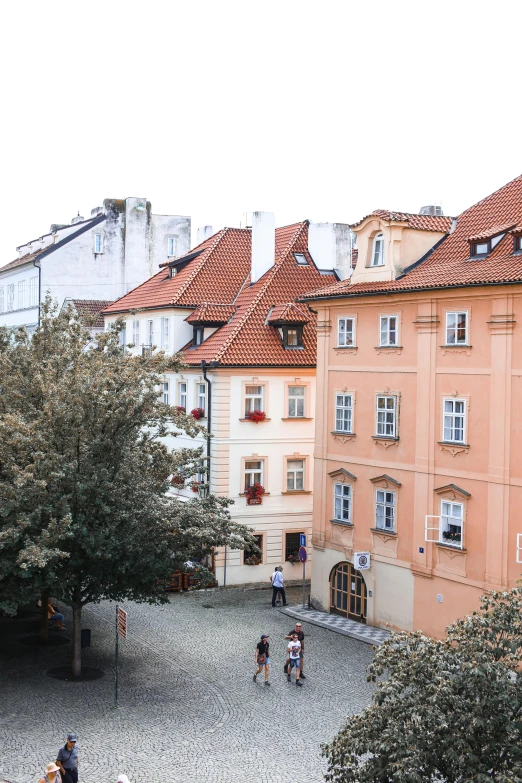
[
  {"x1": 115, "y1": 607, "x2": 127, "y2": 707},
  {"x1": 299, "y1": 533, "x2": 306, "y2": 548},
  {"x1": 298, "y1": 546, "x2": 307, "y2": 608}
]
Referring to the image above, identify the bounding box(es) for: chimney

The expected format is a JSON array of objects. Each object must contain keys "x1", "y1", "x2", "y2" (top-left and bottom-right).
[
  {"x1": 308, "y1": 222, "x2": 353, "y2": 280},
  {"x1": 197, "y1": 225, "x2": 214, "y2": 244},
  {"x1": 251, "y1": 212, "x2": 275, "y2": 283},
  {"x1": 71, "y1": 212, "x2": 84, "y2": 225},
  {"x1": 90, "y1": 206, "x2": 103, "y2": 217}
]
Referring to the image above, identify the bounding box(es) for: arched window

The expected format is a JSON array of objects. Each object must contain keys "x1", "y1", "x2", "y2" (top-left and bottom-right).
[{"x1": 371, "y1": 232, "x2": 385, "y2": 266}]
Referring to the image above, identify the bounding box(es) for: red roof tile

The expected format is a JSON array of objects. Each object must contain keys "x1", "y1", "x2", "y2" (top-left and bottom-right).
[
  {"x1": 351, "y1": 209, "x2": 454, "y2": 233},
  {"x1": 0, "y1": 247, "x2": 47, "y2": 273},
  {"x1": 267, "y1": 302, "x2": 311, "y2": 324},
  {"x1": 302, "y1": 174, "x2": 522, "y2": 300},
  {"x1": 185, "y1": 303, "x2": 236, "y2": 324},
  {"x1": 71, "y1": 300, "x2": 113, "y2": 328}
]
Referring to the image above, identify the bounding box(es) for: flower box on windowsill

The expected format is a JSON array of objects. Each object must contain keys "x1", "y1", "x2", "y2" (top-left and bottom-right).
[
  {"x1": 240, "y1": 415, "x2": 271, "y2": 423},
  {"x1": 244, "y1": 557, "x2": 262, "y2": 565},
  {"x1": 191, "y1": 407, "x2": 206, "y2": 420}
]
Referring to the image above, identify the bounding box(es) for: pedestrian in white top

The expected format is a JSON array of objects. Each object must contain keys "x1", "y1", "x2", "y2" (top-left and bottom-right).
[
  {"x1": 287, "y1": 633, "x2": 303, "y2": 686},
  {"x1": 271, "y1": 566, "x2": 287, "y2": 607}
]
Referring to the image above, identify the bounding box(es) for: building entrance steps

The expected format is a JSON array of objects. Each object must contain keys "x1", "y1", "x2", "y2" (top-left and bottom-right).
[{"x1": 279, "y1": 604, "x2": 392, "y2": 646}]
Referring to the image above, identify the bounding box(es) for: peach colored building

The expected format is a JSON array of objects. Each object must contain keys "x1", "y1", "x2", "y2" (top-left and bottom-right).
[{"x1": 302, "y1": 175, "x2": 522, "y2": 639}]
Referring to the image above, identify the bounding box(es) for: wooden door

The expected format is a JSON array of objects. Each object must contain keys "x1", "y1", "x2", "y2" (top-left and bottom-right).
[{"x1": 330, "y1": 561, "x2": 367, "y2": 623}]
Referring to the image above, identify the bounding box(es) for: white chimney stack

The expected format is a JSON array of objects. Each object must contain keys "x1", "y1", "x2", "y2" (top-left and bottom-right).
[
  {"x1": 197, "y1": 225, "x2": 214, "y2": 244},
  {"x1": 308, "y1": 222, "x2": 352, "y2": 280},
  {"x1": 251, "y1": 211, "x2": 275, "y2": 283}
]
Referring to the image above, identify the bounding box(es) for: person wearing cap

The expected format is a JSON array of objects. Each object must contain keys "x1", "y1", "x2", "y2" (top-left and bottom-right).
[
  {"x1": 39, "y1": 762, "x2": 61, "y2": 783},
  {"x1": 287, "y1": 632, "x2": 303, "y2": 686},
  {"x1": 56, "y1": 733, "x2": 79, "y2": 783},
  {"x1": 253, "y1": 633, "x2": 271, "y2": 685},
  {"x1": 284, "y1": 622, "x2": 306, "y2": 678}
]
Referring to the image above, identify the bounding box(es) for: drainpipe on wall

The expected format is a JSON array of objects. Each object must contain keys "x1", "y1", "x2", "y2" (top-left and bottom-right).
[
  {"x1": 201, "y1": 360, "x2": 224, "y2": 580},
  {"x1": 32, "y1": 259, "x2": 42, "y2": 327}
]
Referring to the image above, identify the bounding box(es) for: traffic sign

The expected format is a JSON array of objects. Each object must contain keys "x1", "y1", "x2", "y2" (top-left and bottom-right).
[
  {"x1": 117, "y1": 607, "x2": 127, "y2": 639},
  {"x1": 298, "y1": 546, "x2": 307, "y2": 563},
  {"x1": 299, "y1": 533, "x2": 306, "y2": 548}
]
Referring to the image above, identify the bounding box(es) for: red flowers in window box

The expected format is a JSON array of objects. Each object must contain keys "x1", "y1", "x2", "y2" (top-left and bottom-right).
[
  {"x1": 245, "y1": 410, "x2": 266, "y2": 423},
  {"x1": 175, "y1": 405, "x2": 186, "y2": 413},
  {"x1": 191, "y1": 407, "x2": 205, "y2": 420},
  {"x1": 245, "y1": 482, "x2": 265, "y2": 499},
  {"x1": 191, "y1": 481, "x2": 201, "y2": 493},
  {"x1": 170, "y1": 475, "x2": 184, "y2": 486}
]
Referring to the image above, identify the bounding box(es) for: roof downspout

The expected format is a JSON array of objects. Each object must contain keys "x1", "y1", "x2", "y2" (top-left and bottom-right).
[
  {"x1": 32, "y1": 259, "x2": 41, "y2": 327},
  {"x1": 201, "y1": 360, "x2": 212, "y2": 465}
]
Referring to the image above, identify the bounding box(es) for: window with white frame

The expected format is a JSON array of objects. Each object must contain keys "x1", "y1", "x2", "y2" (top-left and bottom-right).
[
  {"x1": 446, "y1": 312, "x2": 468, "y2": 345},
  {"x1": 161, "y1": 317, "x2": 169, "y2": 349},
  {"x1": 29, "y1": 276, "x2": 38, "y2": 306},
  {"x1": 0, "y1": 286, "x2": 4, "y2": 313},
  {"x1": 375, "y1": 490, "x2": 396, "y2": 531},
  {"x1": 179, "y1": 381, "x2": 187, "y2": 409},
  {"x1": 371, "y1": 232, "x2": 385, "y2": 266},
  {"x1": 167, "y1": 237, "x2": 177, "y2": 257},
  {"x1": 440, "y1": 500, "x2": 463, "y2": 546},
  {"x1": 197, "y1": 382, "x2": 206, "y2": 413},
  {"x1": 162, "y1": 381, "x2": 169, "y2": 404},
  {"x1": 379, "y1": 315, "x2": 398, "y2": 346},
  {"x1": 376, "y1": 395, "x2": 397, "y2": 437},
  {"x1": 245, "y1": 385, "x2": 264, "y2": 416},
  {"x1": 338, "y1": 317, "x2": 355, "y2": 347},
  {"x1": 18, "y1": 280, "x2": 26, "y2": 309},
  {"x1": 7, "y1": 284, "x2": 14, "y2": 311},
  {"x1": 244, "y1": 460, "x2": 263, "y2": 489},
  {"x1": 335, "y1": 393, "x2": 353, "y2": 433},
  {"x1": 94, "y1": 233, "x2": 103, "y2": 254},
  {"x1": 147, "y1": 319, "x2": 154, "y2": 347},
  {"x1": 334, "y1": 483, "x2": 352, "y2": 523},
  {"x1": 286, "y1": 459, "x2": 305, "y2": 491},
  {"x1": 132, "y1": 320, "x2": 140, "y2": 347},
  {"x1": 288, "y1": 385, "x2": 305, "y2": 417},
  {"x1": 443, "y1": 398, "x2": 466, "y2": 443},
  {"x1": 120, "y1": 325, "x2": 127, "y2": 349}
]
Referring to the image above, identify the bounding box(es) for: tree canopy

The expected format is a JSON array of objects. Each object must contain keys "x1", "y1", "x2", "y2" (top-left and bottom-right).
[
  {"x1": 323, "y1": 587, "x2": 522, "y2": 783},
  {"x1": 0, "y1": 300, "x2": 257, "y2": 673}
]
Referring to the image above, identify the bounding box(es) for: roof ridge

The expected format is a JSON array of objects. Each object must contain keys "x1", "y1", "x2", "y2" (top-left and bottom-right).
[
  {"x1": 456, "y1": 173, "x2": 522, "y2": 217},
  {"x1": 168, "y1": 228, "x2": 228, "y2": 305}
]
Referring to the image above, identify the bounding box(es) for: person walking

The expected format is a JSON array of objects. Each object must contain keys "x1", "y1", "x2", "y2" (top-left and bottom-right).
[
  {"x1": 39, "y1": 763, "x2": 61, "y2": 783},
  {"x1": 56, "y1": 733, "x2": 79, "y2": 783},
  {"x1": 253, "y1": 633, "x2": 271, "y2": 685},
  {"x1": 117, "y1": 776, "x2": 130, "y2": 783},
  {"x1": 287, "y1": 632, "x2": 303, "y2": 686},
  {"x1": 270, "y1": 566, "x2": 287, "y2": 607},
  {"x1": 284, "y1": 622, "x2": 306, "y2": 678}
]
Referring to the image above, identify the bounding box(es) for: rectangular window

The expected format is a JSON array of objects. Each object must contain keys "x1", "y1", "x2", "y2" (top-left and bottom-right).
[
  {"x1": 132, "y1": 320, "x2": 140, "y2": 347},
  {"x1": 334, "y1": 483, "x2": 352, "y2": 523},
  {"x1": 167, "y1": 237, "x2": 177, "y2": 257},
  {"x1": 446, "y1": 312, "x2": 468, "y2": 345},
  {"x1": 375, "y1": 490, "x2": 396, "y2": 531},
  {"x1": 179, "y1": 382, "x2": 187, "y2": 409},
  {"x1": 29, "y1": 276, "x2": 38, "y2": 306},
  {"x1": 7, "y1": 284, "x2": 14, "y2": 311},
  {"x1": 18, "y1": 280, "x2": 27, "y2": 309},
  {"x1": 244, "y1": 533, "x2": 263, "y2": 565},
  {"x1": 338, "y1": 317, "x2": 355, "y2": 347},
  {"x1": 285, "y1": 531, "x2": 304, "y2": 561},
  {"x1": 335, "y1": 393, "x2": 353, "y2": 433},
  {"x1": 94, "y1": 233, "x2": 103, "y2": 253},
  {"x1": 379, "y1": 315, "x2": 398, "y2": 346},
  {"x1": 193, "y1": 327, "x2": 204, "y2": 346},
  {"x1": 244, "y1": 460, "x2": 263, "y2": 488},
  {"x1": 288, "y1": 385, "x2": 305, "y2": 417},
  {"x1": 197, "y1": 382, "x2": 206, "y2": 413},
  {"x1": 284, "y1": 327, "x2": 302, "y2": 347},
  {"x1": 376, "y1": 395, "x2": 397, "y2": 438},
  {"x1": 147, "y1": 319, "x2": 154, "y2": 347},
  {"x1": 161, "y1": 317, "x2": 169, "y2": 349},
  {"x1": 120, "y1": 325, "x2": 127, "y2": 349},
  {"x1": 245, "y1": 385, "x2": 264, "y2": 416},
  {"x1": 286, "y1": 459, "x2": 305, "y2": 491},
  {"x1": 440, "y1": 501, "x2": 463, "y2": 547},
  {"x1": 443, "y1": 398, "x2": 466, "y2": 443},
  {"x1": 162, "y1": 381, "x2": 169, "y2": 405}
]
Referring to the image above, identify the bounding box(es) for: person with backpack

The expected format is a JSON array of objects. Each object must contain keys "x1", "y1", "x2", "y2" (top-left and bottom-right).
[
  {"x1": 253, "y1": 633, "x2": 271, "y2": 685},
  {"x1": 270, "y1": 566, "x2": 287, "y2": 607}
]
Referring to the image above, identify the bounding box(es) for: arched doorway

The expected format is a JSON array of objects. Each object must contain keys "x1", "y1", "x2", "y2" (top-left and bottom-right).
[{"x1": 330, "y1": 561, "x2": 367, "y2": 623}]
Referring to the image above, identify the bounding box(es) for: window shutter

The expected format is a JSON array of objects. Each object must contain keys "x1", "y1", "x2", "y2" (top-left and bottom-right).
[{"x1": 425, "y1": 515, "x2": 441, "y2": 542}]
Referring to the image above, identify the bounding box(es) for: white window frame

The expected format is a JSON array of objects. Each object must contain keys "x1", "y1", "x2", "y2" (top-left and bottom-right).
[
  {"x1": 162, "y1": 381, "x2": 169, "y2": 405},
  {"x1": 167, "y1": 237, "x2": 177, "y2": 257},
  {"x1": 94, "y1": 233, "x2": 104, "y2": 254},
  {"x1": 446, "y1": 311, "x2": 468, "y2": 345},
  {"x1": 379, "y1": 315, "x2": 398, "y2": 347},
  {"x1": 245, "y1": 384, "x2": 264, "y2": 416},
  {"x1": 286, "y1": 459, "x2": 305, "y2": 491},
  {"x1": 375, "y1": 489, "x2": 396, "y2": 531},
  {"x1": 443, "y1": 398, "x2": 466, "y2": 444},
  {"x1": 335, "y1": 393, "x2": 353, "y2": 433},
  {"x1": 197, "y1": 382, "x2": 206, "y2": 413},
  {"x1": 132, "y1": 320, "x2": 140, "y2": 348},
  {"x1": 161, "y1": 317, "x2": 169, "y2": 349},
  {"x1": 288, "y1": 385, "x2": 305, "y2": 418},
  {"x1": 333, "y1": 482, "x2": 352, "y2": 524},
  {"x1": 371, "y1": 232, "x2": 385, "y2": 266},
  {"x1": 179, "y1": 381, "x2": 187, "y2": 409},
  {"x1": 337, "y1": 317, "x2": 355, "y2": 347},
  {"x1": 376, "y1": 395, "x2": 397, "y2": 438},
  {"x1": 244, "y1": 459, "x2": 264, "y2": 489},
  {"x1": 440, "y1": 500, "x2": 464, "y2": 548},
  {"x1": 147, "y1": 319, "x2": 154, "y2": 347},
  {"x1": 0, "y1": 286, "x2": 3, "y2": 313},
  {"x1": 7, "y1": 284, "x2": 14, "y2": 312},
  {"x1": 18, "y1": 280, "x2": 26, "y2": 309},
  {"x1": 29, "y1": 276, "x2": 38, "y2": 307}
]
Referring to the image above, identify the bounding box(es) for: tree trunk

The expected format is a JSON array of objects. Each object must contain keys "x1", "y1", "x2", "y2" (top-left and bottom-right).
[
  {"x1": 71, "y1": 601, "x2": 82, "y2": 676},
  {"x1": 40, "y1": 587, "x2": 49, "y2": 644}
]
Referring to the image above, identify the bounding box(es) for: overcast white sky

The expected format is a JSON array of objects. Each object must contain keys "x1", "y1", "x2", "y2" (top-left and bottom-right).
[{"x1": 1, "y1": 0, "x2": 520, "y2": 260}]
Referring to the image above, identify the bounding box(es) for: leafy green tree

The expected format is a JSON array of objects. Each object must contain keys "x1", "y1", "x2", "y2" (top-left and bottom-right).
[
  {"x1": 324, "y1": 587, "x2": 522, "y2": 783},
  {"x1": 0, "y1": 300, "x2": 257, "y2": 675}
]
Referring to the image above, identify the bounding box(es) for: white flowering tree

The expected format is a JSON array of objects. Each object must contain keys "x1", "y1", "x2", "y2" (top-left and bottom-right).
[
  {"x1": 323, "y1": 586, "x2": 522, "y2": 783},
  {"x1": 0, "y1": 299, "x2": 257, "y2": 676}
]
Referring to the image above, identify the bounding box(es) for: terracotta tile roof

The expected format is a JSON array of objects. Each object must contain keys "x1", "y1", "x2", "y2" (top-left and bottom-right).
[
  {"x1": 185, "y1": 303, "x2": 236, "y2": 324},
  {"x1": 467, "y1": 222, "x2": 516, "y2": 241},
  {"x1": 267, "y1": 302, "x2": 311, "y2": 324},
  {"x1": 71, "y1": 300, "x2": 113, "y2": 329},
  {"x1": 0, "y1": 247, "x2": 47, "y2": 273},
  {"x1": 351, "y1": 248, "x2": 358, "y2": 268},
  {"x1": 351, "y1": 209, "x2": 454, "y2": 233},
  {"x1": 302, "y1": 174, "x2": 522, "y2": 301}
]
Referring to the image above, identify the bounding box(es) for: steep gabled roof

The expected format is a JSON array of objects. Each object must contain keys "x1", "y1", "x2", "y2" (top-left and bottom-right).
[
  {"x1": 185, "y1": 303, "x2": 236, "y2": 324},
  {"x1": 302, "y1": 174, "x2": 522, "y2": 300},
  {"x1": 351, "y1": 209, "x2": 454, "y2": 233},
  {"x1": 267, "y1": 302, "x2": 311, "y2": 325}
]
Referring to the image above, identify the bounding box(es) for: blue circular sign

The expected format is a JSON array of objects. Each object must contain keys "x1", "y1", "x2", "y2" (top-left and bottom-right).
[{"x1": 298, "y1": 546, "x2": 307, "y2": 563}]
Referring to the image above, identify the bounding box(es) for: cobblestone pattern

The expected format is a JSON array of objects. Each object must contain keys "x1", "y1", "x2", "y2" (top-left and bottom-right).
[
  {"x1": 281, "y1": 605, "x2": 392, "y2": 645},
  {"x1": 0, "y1": 586, "x2": 374, "y2": 783}
]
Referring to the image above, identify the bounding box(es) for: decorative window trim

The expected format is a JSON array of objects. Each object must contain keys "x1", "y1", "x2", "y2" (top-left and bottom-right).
[
  {"x1": 178, "y1": 380, "x2": 188, "y2": 410},
  {"x1": 441, "y1": 396, "x2": 468, "y2": 445},
  {"x1": 374, "y1": 488, "x2": 397, "y2": 533},
  {"x1": 284, "y1": 379, "x2": 310, "y2": 419},
  {"x1": 337, "y1": 316, "x2": 356, "y2": 348},
  {"x1": 379, "y1": 314, "x2": 399, "y2": 348},
  {"x1": 432, "y1": 484, "x2": 470, "y2": 550},
  {"x1": 333, "y1": 481, "x2": 353, "y2": 525},
  {"x1": 241, "y1": 455, "x2": 268, "y2": 495},
  {"x1": 242, "y1": 379, "x2": 268, "y2": 420},
  {"x1": 375, "y1": 392, "x2": 399, "y2": 439},
  {"x1": 444, "y1": 309, "x2": 469, "y2": 347},
  {"x1": 334, "y1": 390, "x2": 354, "y2": 435},
  {"x1": 370, "y1": 232, "x2": 385, "y2": 267},
  {"x1": 283, "y1": 453, "x2": 309, "y2": 493},
  {"x1": 194, "y1": 379, "x2": 207, "y2": 417}
]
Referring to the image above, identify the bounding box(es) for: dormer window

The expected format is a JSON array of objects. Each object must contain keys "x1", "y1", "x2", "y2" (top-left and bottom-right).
[
  {"x1": 294, "y1": 253, "x2": 308, "y2": 265},
  {"x1": 470, "y1": 233, "x2": 505, "y2": 258},
  {"x1": 514, "y1": 236, "x2": 522, "y2": 254},
  {"x1": 193, "y1": 327, "x2": 204, "y2": 346},
  {"x1": 283, "y1": 326, "x2": 303, "y2": 349},
  {"x1": 371, "y1": 233, "x2": 385, "y2": 266}
]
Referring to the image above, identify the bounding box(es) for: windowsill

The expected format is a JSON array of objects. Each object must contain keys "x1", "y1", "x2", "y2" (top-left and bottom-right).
[
  {"x1": 283, "y1": 346, "x2": 305, "y2": 351},
  {"x1": 281, "y1": 417, "x2": 313, "y2": 421},
  {"x1": 440, "y1": 345, "x2": 472, "y2": 355},
  {"x1": 334, "y1": 346, "x2": 358, "y2": 352},
  {"x1": 331, "y1": 430, "x2": 356, "y2": 437},
  {"x1": 239, "y1": 418, "x2": 272, "y2": 422},
  {"x1": 440, "y1": 344, "x2": 471, "y2": 349},
  {"x1": 330, "y1": 519, "x2": 353, "y2": 527},
  {"x1": 438, "y1": 441, "x2": 469, "y2": 448},
  {"x1": 370, "y1": 527, "x2": 397, "y2": 536},
  {"x1": 372, "y1": 435, "x2": 399, "y2": 441},
  {"x1": 281, "y1": 490, "x2": 312, "y2": 495},
  {"x1": 435, "y1": 542, "x2": 465, "y2": 552},
  {"x1": 239, "y1": 492, "x2": 271, "y2": 497},
  {"x1": 375, "y1": 345, "x2": 402, "y2": 353}
]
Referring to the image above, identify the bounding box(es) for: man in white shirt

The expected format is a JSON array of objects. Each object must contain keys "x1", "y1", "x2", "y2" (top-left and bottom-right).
[
  {"x1": 270, "y1": 566, "x2": 287, "y2": 607},
  {"x1": 287, "y1": 633, "x2": 303, "y2": 686}
]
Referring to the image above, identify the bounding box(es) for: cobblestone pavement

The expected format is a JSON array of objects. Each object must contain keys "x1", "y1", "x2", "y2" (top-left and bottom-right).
[
  {"x1": 280, "y1": 605, "x2": 392, "y2": 645},
  {"x1": 0, "y1": 586, "x2": 375, "y2": 783}
]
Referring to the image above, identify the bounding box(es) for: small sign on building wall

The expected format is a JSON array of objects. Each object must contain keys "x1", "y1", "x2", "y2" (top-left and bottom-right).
[
  {"x1": 354, "y1": 552, "x2": 371, "y2": 571},
  {"x1": 247, "y1": 497, "x2": 262, "y2": 505}
]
